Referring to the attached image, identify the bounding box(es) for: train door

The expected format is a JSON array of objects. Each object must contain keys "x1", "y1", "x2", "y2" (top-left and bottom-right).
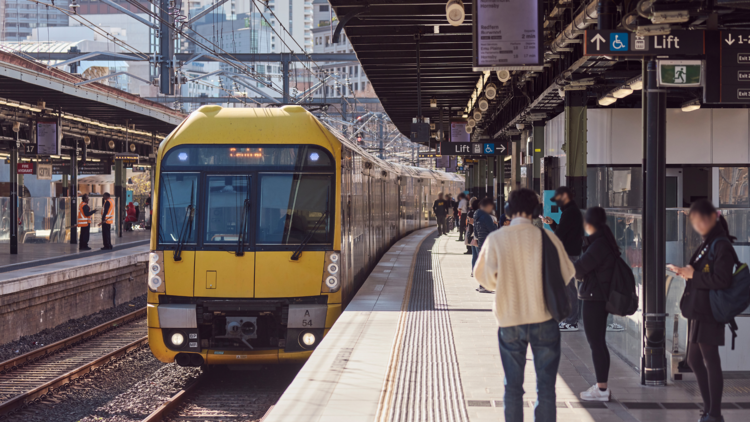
[{"x1": 194, "y1": 175, "x2": 255, "y2": 298}]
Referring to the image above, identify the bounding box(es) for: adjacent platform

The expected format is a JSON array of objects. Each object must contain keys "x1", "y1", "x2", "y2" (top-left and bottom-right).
[{"x1": 264, "y1": 228, "x2": 750, "y2": 422}]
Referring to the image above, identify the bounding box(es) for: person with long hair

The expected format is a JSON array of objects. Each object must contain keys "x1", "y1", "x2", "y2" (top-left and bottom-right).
[
  {"x1": 573, "y1": 207, "x2": 619, "y2": 401},
  {"x1": 669, "y1": 199, "x2": 735, "y2": 422}
]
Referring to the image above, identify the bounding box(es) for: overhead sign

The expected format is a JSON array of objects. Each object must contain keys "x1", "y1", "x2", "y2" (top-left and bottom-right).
[
  {"x1": 114, "y1": 153, "x2": 139, "y2": 163},
  {"x1": 35, "y1": 120, "x2": 62, "y2": 155},
  {"x1": 439, "y1": 142, "x2": 508, "y2": 156},
  {"x1": 705, "y1": 30, "x2": 750, "y2": 104},
  {"x1": 17, "y1": 163, "x2": 34, "y2": 174},
  {"x1": 584, "y1": 30, "x2": 705, "y2": 56},
  {"x1": 450, "y1": 121, "x2": 470, "y2": 143},
  {"x1": 36, "y1": 164, "x2": 52, "y2": 180},
  {"x1": 418, "y1": 153, "x2": 441, "y2": 158},
  {"x1": 410, "y1": 122, "x2": 430, "y2": 144},
  {"x1": 473, "y1": 0, "x2": 542, "y2": 71}
]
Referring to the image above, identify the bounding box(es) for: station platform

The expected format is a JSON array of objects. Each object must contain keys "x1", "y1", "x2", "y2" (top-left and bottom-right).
[
  {"x1": 264, "y1": 228, "x2": 750, "y2": 422},
  {"x1": 0, "y1": 229, "x2": 150, "y2": 273}
]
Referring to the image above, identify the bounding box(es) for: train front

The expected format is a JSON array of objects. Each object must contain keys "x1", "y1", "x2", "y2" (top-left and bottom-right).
[{"x1": 147, "y1": 105, "x2": 343, "y2": 366}]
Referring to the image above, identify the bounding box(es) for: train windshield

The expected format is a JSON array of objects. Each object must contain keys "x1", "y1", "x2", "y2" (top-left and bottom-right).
[
  {"x1": 204, "y1": 175, "x2": 251, "y2": 244},
  {"x1": 158, "y1": 173, "x2": 198, "y2": 244},
  {"x1": 257, "y1": 174, "x2": 332, "y2": 245}
]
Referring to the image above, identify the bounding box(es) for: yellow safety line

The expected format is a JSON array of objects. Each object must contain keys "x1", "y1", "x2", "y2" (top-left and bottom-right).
[{"x1": 374, "y1": 228, "x2": 434, "y2": 422}]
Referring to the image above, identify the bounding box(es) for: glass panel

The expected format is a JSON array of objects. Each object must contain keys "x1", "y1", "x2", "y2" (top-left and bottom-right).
[
  {"x1": 158, "y1": 173, "x2": 198, "y2": 244},
  {"x1": 204, "y1": 176, "x2": 251, "y2": 244},
  {"x1": 257, "y1": 174, "x2": 332, "y2": 245},
  {"x1": 719, "y1": 167, "x2": 749, "y2": 207},
  {"x1": 163, "y1": 145, "x2": 333, "y2": 169}
]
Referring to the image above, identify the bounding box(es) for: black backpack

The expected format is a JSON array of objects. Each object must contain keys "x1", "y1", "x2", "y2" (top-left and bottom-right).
[
  {"x1": 706, "y1": 237, "x2": 750, "y2": 349},
  {"x1": 601, "y1": 252, "x2": 639, "y2": 317}
]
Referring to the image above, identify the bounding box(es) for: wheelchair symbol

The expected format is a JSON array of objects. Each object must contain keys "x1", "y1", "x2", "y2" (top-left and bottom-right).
[
  {"x1": 483, "y1": 143, "x2": 494, "y2": 154},
  {"x1": 610, "y1": 33, "x2": 629, "y2": 51}
]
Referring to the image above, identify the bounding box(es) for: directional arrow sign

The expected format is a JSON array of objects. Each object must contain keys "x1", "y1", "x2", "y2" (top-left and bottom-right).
[
  {"x1": 584, "y1": 30, "x2": 704, "y2": 56},
  {"x1": 725, "y1": 33, "x2": 736, "y2": 46},
  {"x1": 705, "y1": 30, "x2": 750, "y2": 104},
  {"x1": 497, "y1": 144, "x2": 506, "y2": 154},
  {"x1": 590, "y1": 33, "x2": 606, "y2": 51},
  {"x1": 439, "y1": 142, "x2": 508, "y2": 156}
]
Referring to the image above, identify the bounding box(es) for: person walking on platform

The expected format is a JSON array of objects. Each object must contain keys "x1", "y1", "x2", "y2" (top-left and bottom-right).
[
  {"x1": 573, "y1": 207, "x2": 619, "y2": 402},
  {"x1": 542, "y1": 186, "x2": 584, "y2": 332},
  {"x1": 457, "y1": 193, "x2": 468, "y2": 241},
  {"x1": 473, "y1": 197, "x2": 497, "y2": 293},
  {"x1": 100, "y1": 192, "x2": 115, "y2": 250},
  {"x1": 669, "y1": 200, "x2": 735, "y2": 422},
  {"x1": 466, "y1": 198, "x2": 480, "y2": 273},
  {"x1": 432, "y1": 193, "x2": 449, "y2": 236},
  {"x1": 474, "y1": 188, "x2": 575, "y2": 422},
  {"x1": 77, "y1": 194, "x2": 97, "y2": 251}
]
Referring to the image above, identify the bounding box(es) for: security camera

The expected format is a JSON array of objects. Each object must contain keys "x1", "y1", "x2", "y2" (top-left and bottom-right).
[
  {"x1": 445, "y1": 0, "x2": 465, "y2": 27},
  {"x1": 478, "y1": 97, "x2": 489, "y2": 112},
  {"x1": 473, "y1": 110, "x2": 482, "y2": 121},
  {"x1": 485, "y1": 83, "x2": 497, "y2": 100},
  {"x1": 497, "y1": 69, "x2": 511, "y2": 83}
]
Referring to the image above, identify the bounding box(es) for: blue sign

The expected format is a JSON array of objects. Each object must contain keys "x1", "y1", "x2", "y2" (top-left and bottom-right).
[
  {"x1": 610, "y1": 32, "x2": 629, "y2": 51},
  {"x1": 483, "y1": 143, "x2": 495, "y2": 154}
]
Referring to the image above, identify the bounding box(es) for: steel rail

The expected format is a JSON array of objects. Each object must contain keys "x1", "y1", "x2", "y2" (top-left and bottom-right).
[
  {"x1": 0, "y1": 308, "x2": 147, "y2": 416},
  {"x1": 141, "y1": 375, "x2": 204, "y2": 422}
]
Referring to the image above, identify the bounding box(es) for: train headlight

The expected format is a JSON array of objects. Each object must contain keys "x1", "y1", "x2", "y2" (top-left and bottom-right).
[
  {"x1": 330, "y1": 253, "x2": 339, "y2": 262},
  {"x1": 171, "y1": 332, "x2": 185, "y2": 346},
  {"x1": 327, "y1": 263, "x2": 339, "y2": 274},
  {"x1": 325, "y1": 276, "x2": 339, "y2": 290},
  {"x1": 148, "y1": 276, "x2": 162, "y2": 291},
  {"x1": 149, "y1": 252, "x2": 159, "y2": 263},
  {"x1": 301, "y1": 332, "x2": 316, "y2": 346},
  {"x1": 150, "y1": 264, "x2": 161, "y2": 275}
]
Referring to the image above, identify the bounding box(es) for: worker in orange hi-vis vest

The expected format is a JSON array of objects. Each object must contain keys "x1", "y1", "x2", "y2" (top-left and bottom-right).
[
  {"x1": 99, "y1": 192, "x2": 115, "y2": 250},
  {"x1": 77, "y1": 194, "x2": 98, "y2": 251}
]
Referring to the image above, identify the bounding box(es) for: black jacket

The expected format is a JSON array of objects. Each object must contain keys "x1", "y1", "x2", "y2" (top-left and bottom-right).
[
  {"x1": 574, "y1": 231, "x2": 617, "y2": 301},
  {"x1": 680, "y1": 224, "x2": 736, "y2": 323},
  {"x1": 473, "y1": 209, "x2": 497, "y2": 249},
  {"x1": 549, "y1": 201, "x2": 583, "y2": 257},
  {"x1": 433, "y1": 199, "x2": 448, "y2": 217}
]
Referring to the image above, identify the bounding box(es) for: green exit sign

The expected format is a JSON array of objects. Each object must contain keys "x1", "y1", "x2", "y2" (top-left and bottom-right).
[{"x1": 658, "y1": 60, "x2": 703, "y2": 87}]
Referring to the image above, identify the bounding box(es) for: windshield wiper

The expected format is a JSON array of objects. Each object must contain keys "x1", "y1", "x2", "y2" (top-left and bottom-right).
[
  {"x1": 173, "y1": 204, "x2": 195, "y2": 261},
  {"x1": 291, "y1": 186, "x2": 329, "y2": 261},
  {"x1": 236, "y1": 199, "x2": 250, "y2": 256}
]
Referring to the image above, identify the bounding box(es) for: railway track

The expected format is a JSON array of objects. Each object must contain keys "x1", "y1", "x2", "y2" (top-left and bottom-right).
[
  {"x1": 143, "y1": 365, "x2": 300, "y2": 422},
  {"x1": 0, "y1": 308, "x2": 147, "y2": 416}
]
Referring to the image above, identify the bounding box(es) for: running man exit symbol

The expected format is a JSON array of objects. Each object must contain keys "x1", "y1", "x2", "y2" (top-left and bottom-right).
[
  {"x1": 483, "y1": 143, "x2": 494, "y2": 154},
  {"x1": 674, "y1": 66, "x2": 687, "y2": 83},
  {"x1": 610, "y1": 33, "x2": 628, "y2": 51}
]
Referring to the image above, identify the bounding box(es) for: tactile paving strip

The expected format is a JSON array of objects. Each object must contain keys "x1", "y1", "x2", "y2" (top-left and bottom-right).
[{"x1": 386, "y1": 235, "x2": 469, "y2": 422}]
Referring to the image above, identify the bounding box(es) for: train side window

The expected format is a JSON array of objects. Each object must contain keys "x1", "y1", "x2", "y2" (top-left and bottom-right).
[
  {"x1": 256, "y1": 174, "x2": 333, "y2": 245},
  {"x1": 158, "y1": 173, "x2": 199, "y2": 244}
]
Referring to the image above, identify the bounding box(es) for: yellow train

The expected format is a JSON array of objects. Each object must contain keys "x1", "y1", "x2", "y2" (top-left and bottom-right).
[{"x1": 147, "y1": 105, "x2": 463, "y2": 366}]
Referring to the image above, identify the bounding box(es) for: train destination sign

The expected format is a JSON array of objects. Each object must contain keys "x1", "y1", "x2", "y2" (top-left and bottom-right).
[
  {"x1": 439, "y1": 142, "x2": 508, "y2": 156},
  {"x1": 473, "y1": 0, "x2": 543, "y2": 71},
  {"x1": 583, "y1": 30, "x2": 705, "y2": 56}
]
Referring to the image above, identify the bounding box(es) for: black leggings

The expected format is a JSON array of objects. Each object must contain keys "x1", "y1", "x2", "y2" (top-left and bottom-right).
[
  {"x1": 582, "y1": 300, "x2": 610, "y2": 383},
  {"x1": 687, "y1": 342, "x2": 723, "y2": 417}
]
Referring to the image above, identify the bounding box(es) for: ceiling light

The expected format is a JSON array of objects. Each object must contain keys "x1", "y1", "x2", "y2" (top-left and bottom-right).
[
  {"x1": 129, "y1": 143, "x2": 136, "y2": 152},
  {"x1": 497, "y1": 69, "x2": 511, "y2": 83},
  {"x1": 478, "y1": 97, "x2": 489, "y2": 111},
  {"x1": 557, "y1": 88, "x2": 565, "y2": 98},
  {"x1": 108, "y1": 140, "x2": 115, "y2": 150},
  {"x1": 445, "y1": 0, "x2": 465, "y2": 27},
  {"x1": 473, "y1": 110, "x2": 482, "y2": 121},
  {"x1": 462, "y1": 113, "x2": 468, "y2": 118},
  {"x1": 467, "y1": 118, "x2": 475, "y2": 128},
  {"x1": 651, "y1": 10, "x2": 689, "y2": 24},
  {"x1": 681, "y1": 98, "x2": 701, "y2": 112},
  {"x1": 485, "y1": 83, "x2": 497, "y2": 100},
  {"x1": 83, "y1": 136, "x2": 91, "y2": 145},
  {"x1": 612, "y1": 85, "x2": 633, "y2": 99},
  {"x1": 598, "y1": 94, "x2": 617, "y2": 106},
  {"x1": 630, "y1": 77, "x2": 643, "y2": 91},
  {"x1": 516, "y1": 123, "x2": 525, "y2": 130},
  {"x1": 430, "y1": 97, "x2": 437, "y2": 108},
  {"x1": 464, "y1": 125, "x2": 473, "y2": 134}
]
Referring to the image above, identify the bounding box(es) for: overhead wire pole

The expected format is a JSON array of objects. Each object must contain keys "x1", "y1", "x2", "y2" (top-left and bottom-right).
[{"x1": 159, "y1": 0, "x2": 173, "y2": 95}]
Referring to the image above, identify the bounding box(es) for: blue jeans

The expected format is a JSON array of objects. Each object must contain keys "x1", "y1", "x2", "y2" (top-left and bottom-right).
[
  {"x1": 471, "y1": 245, "x2": 479, "y2": 269},
  {"x1": 498, "y1": 319, "x2": 561, "y2": 422}
]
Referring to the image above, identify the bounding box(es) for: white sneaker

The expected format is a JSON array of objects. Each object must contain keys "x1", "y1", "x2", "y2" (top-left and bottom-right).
[
  {"x1": 558, "y1": 322, "x2": 579, "y2": 332},
  {"x1": 580, "y1": 384, "x2": 610, "y2": 402},
  {"x1": 607, "y1": 323, "x2": 625, "y2": 332}
]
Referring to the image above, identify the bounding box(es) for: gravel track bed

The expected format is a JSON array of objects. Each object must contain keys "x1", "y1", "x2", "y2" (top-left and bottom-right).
[
  {"x1": 0, "y1": 295, "x2": 147, "y2": 362},
  {"x1": 3, "y1": 346, "x2": 200, "y2": 422}
]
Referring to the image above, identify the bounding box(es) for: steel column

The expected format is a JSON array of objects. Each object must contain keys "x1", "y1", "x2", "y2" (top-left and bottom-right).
[
  {"x1": 159, "y1": 0, "x2": 173, "y2": 95},
  {"x1": 115, "y1": 160, "x2": 124, "y2": 238},
  {"x1": 282, "y1": 53, "x2": 291, "y2": 103},
  {"x1": 70, "y1": 141, "x2": 78, "y2": 245},
  {"x1": 9, "y1": 137, "x2": 17, "y2": 254},
  {"x1": 497, "y1": 157, "x2": 505, "y2": 212},
  {"x1": 564, "y1": 91, "x2": 587, "y2": 209},
  {"x1": 533, "y1": 121, "x2": 545, "y2": 194},
  {"x1": 642, "y1": 59, "x2": 667, "y2": 386}
]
